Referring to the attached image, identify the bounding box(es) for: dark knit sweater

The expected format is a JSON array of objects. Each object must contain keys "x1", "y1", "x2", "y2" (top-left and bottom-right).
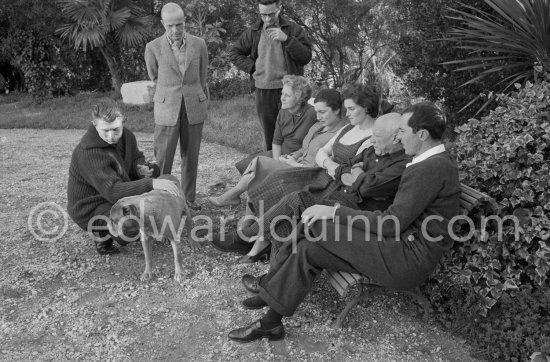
[
  {"x1": 335, "y1": 151, "x2": 461, "y2": 251},
  {"x1": 67, "y1": 125, "x2": 155, "y2": 230}
]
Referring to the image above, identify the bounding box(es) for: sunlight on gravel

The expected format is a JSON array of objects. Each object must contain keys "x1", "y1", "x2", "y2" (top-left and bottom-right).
[{"x1": 0, "y1": 129, "x2": 477, "y2": 361}]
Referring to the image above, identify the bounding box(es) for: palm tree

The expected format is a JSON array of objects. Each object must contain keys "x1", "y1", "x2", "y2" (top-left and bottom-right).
[
  {"x1": 56, "y1": 0, "x2": 152, "y2": 96},
  {"x1": 444, "y1": 0, "x2": 550, "y2": 112}
]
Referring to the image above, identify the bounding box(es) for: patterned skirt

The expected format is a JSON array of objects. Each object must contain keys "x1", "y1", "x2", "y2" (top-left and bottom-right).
[{"x1": 247, "y1": 166, "x2": 345, "y2": 215}]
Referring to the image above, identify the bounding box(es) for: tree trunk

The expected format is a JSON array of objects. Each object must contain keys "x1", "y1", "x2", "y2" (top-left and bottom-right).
[{"x1": 98, "y1": 46, "x2": 123, "y2": 99}]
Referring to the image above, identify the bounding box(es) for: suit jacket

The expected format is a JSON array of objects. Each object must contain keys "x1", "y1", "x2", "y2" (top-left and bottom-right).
[{"x1": 145, "y1": 33, "x2": 209, "y2": 126}]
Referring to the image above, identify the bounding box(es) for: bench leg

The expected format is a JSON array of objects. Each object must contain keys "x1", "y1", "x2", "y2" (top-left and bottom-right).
[{"x1": 332, "y1": 283, "x2": 367, "y2": 329}]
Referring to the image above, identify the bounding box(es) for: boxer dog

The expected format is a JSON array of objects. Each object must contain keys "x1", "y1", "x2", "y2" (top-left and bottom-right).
[{"x1": 109, "y1": 175, "x2": 199, "y2": 282}]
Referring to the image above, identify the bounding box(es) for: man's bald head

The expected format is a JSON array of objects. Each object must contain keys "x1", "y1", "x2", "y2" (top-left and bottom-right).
[
  {"x1": 374, "y1": 112, "x2": 401, "y2": 134},
  {"x1": 161, "y1": 3, "x2": 185, "y2": 43},
  {"x1": 161, "y1": 3, "x2": 184, "y2": 20},
  {"x1": 371, "y1": 112, "x2": 403, "y2": 156}
]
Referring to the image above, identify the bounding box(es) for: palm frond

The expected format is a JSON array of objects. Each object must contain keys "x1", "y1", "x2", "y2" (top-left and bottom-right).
[
  {"x1": 55, "y1": 22, "x2": 104, "y2": 50},
  {"x1": 116, "y1": 16, "x2": 152, "y2": 47},
  {"x1": 57, "y1": 0, "x2": 102, "y2": 26},
  {"x1": 106, "y1": 7, "x2": 131, "y2": 31},
  {"x1": 442, "y1": 0, "x2": 550, "y2": 112}
]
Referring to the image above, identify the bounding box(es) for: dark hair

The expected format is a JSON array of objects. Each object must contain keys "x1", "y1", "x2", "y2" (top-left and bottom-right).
[
  {"x1": 403, "y1": 102, "x2": 446, "y2": 140},
  {"x1": 341, "y1": 84, "x2": 393, "y2": 118},
  {"x1": 92, "y1": 101, "x2": 123, "y2": 123},
  {"x1": 257, "y1": 0, "x2": 280, "y2": 5},
  {"x1": 314, "y1": 89, "x2": 342, "y2": 113}
]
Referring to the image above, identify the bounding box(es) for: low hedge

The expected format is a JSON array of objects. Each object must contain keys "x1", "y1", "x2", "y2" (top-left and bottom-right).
[{"x1": 425, "y1": 70, "x2": 550, "y2": 360}]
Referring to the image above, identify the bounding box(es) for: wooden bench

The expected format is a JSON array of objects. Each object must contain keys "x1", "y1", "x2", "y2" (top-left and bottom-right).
[{"x1": 326, "y1": 183, "x2": 497, "y2": 328}]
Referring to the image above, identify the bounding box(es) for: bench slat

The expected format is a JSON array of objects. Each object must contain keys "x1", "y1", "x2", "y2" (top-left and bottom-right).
[{"x1": 328, "y1": 271, "x2": 349, "y2": 297}]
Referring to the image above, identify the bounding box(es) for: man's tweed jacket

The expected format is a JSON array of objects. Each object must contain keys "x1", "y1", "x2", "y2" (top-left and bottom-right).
[{"x1": 145, "y1": 33, "x2": 209, "y2": 125}]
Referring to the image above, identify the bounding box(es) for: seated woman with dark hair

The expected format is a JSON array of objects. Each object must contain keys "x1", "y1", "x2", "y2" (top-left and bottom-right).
[
  {"x1": 208, "y1": 87, "x2": 346, "y2": 207},
  {"x1": 210, "y1": 84, "x2": 393, "y2": 261}
]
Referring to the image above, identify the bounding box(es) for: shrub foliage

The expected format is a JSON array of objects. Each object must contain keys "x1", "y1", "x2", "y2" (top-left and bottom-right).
[{"x1": 429, "y1": 71, "x2": 550, "y2": 317}]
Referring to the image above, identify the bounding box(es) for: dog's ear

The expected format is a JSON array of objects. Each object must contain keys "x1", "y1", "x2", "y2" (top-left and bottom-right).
[{"x1": 122, "y1": 204, "x2": 138, "y2": 216}]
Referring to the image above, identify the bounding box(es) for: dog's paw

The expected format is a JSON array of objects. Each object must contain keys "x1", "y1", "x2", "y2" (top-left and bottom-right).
[
  {"x1": 188, "y1": 238, "x2": 202, "y2": 252},
  {"x1": 174, "y1": 270, "x2": 184, "y2": 283},
  {"x1": 140, "y1": 269, "x2": 153, "y2": 282}
]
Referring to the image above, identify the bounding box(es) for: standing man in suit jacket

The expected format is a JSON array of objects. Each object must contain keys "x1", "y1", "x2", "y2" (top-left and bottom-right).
[
  {"x1": 145, "y1": 2, "x2": 208, "y2": 210},
  {"x1": 230, "y1": 0, "x2": 312, "y2": 152}
]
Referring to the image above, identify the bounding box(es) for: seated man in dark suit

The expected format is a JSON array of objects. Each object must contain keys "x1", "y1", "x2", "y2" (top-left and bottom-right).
[
  {"x1": 226, "y1": 102, "x2": 461, "y2": 342},
  {"x1": 67, "y1": 101, "x2": 180, "y2": 255}
]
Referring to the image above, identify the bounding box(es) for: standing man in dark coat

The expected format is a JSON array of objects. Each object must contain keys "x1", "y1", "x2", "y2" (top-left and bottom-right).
[
  {"x1": 226, "y1": 102, "x2": 461, "y2": 343},
  {"x1": 230, "y1": 0, "x2": 312, "y2": 151},
  {"x1": 145, "y1": 2, "x2": 209, "y2": 210}
]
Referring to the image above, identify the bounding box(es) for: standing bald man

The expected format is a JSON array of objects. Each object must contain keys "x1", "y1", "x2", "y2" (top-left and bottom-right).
[{"x1": 145, "y1": 2, "x2": 209, "y2": 210}]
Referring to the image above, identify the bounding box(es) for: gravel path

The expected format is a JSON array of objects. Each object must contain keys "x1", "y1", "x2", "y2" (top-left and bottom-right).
[{"x1": 0, "y1": 129, "x2": 478, "y2": 361}]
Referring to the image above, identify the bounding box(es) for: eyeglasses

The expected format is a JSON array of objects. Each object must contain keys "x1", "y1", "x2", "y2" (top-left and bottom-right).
[{"x1": 259, "y1": 10, "x2": 279, "y2": 19}]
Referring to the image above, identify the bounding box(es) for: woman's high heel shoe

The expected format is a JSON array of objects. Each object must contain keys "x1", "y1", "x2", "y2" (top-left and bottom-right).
[
  {"x1": 208, "y1": 195, "x2": 241, "y2": 207},
  {"x1": 237, "y1": 244, "x2": 271, "y2": 264}
]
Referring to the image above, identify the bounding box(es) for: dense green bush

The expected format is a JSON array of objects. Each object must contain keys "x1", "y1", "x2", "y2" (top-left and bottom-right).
[
  {"x1": 428, "y1": 286, "x2": 550, "y2": 361},
  {"x1": 424, "y1": 70, "x2": 550, "y2": 361},
  {"x1": 429, "y1": 71, "x2": 550, "y2": 316},
  {"x1": 474, "y1": 290, "x2": 550, "y2": 361}
]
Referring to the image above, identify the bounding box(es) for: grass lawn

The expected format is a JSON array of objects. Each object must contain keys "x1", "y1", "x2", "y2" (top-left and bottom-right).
[{"x1": 0, "y1": 92, "x2": 264, "y2": 155}]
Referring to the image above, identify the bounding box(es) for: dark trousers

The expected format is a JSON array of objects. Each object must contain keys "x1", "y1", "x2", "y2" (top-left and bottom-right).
[
  {"x1": 258, "y1": 222, "x2": 362, "y2": 317},
  {"x1": 258, "y1": 221, "x2": 441, "y2": 316},
  {"x1": 255, "y1": 88, "x2": 282, "y2": 151},
  {"x1": 241, "y1": 190, "x2": 358, "y2": 268},
  {"x1": 154, "y1": 99, "x2": 203, "y2": 202}
]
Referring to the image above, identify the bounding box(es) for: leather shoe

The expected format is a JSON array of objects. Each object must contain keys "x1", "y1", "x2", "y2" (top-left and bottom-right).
[
  {"x1": 95, "y1": 240, "x2": 120, "y2": 255},
  {"x1": 228, "y1": 320, "x2": 284, "y2": 343},
  {"x1": 186, "y1": 200, "x2": 202, "y2": 211},
  {"x1": 238, "y1": 245, "x2": 270, "y2": 264},
  {"x1": 241, "y1": 274, "x2": 261, "y2": 294},
  {"x1": 210, "y1": 231, "x2": 252, "y2": 255},
  {"x1": 241, "y1": 296, "x2": 268, "y2": 310}
]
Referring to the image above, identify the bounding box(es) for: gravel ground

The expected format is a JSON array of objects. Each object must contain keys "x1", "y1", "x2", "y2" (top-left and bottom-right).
[{"x1": 0, "y1": 129, "x2": 480, "y2": 361}]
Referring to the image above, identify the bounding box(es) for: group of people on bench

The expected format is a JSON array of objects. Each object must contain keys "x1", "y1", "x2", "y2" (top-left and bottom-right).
[{"x1": 205, "y1": 78, "x2": 461, "y2": 342}]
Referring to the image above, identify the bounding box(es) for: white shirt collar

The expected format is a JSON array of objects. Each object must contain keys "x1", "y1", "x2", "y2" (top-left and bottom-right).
[
  {"x1": 406, "y1": 144, "x2": 446, "y2": 168},
  {"x1": 166, "y1": 33, "x2": 186, "y2": 49}
]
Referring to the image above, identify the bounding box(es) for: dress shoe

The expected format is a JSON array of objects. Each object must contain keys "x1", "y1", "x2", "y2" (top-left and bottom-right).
[
  {"x1": 241, "y1": 274, "x2": 262, "y2": 294},
  {"x1": 237, "y1": 245, "x2": 270, "y2": 264},
  {"x1": 228, "y1": 320, "x2": 284, "y2": 343},
  {"x1": 186, "y1": 200, "x2": 202, "y2": 211},
  {"x1": 208, "y1": 196, "x2": 241, "y2": 207},
  {"x1": 95, "y1": 240, "x2": 120, "y2": 255},
  {"x1": 241, "y1": 296, "x2": 268, "y2": 310},
  {"x1": 210, "y1": 230, "x2": 252, "y2": 255}
]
